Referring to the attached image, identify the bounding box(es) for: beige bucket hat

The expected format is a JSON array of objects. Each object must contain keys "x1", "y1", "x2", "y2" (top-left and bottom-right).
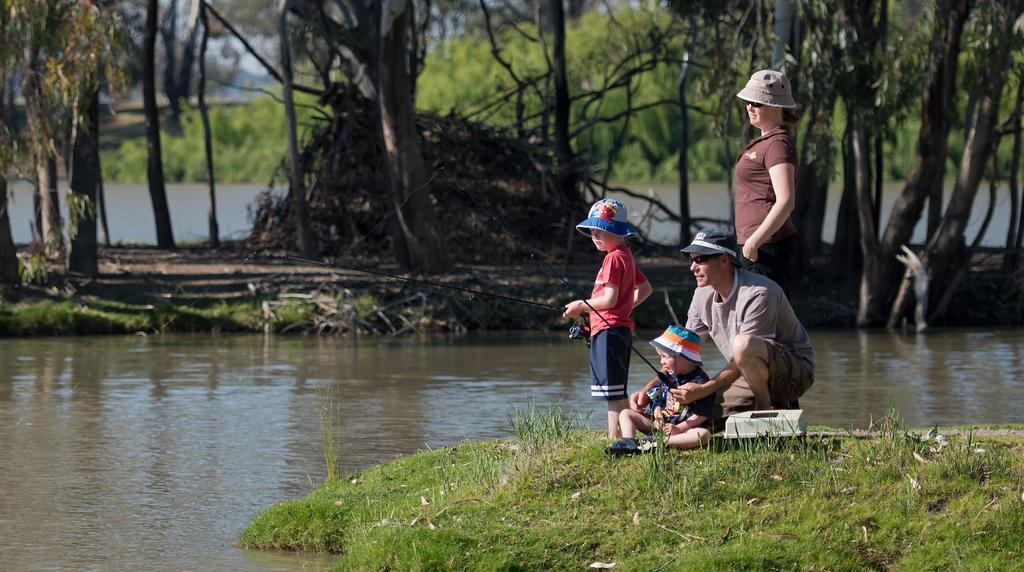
[{"x1": 736, "y1": 69, "x2": 798, "y2": 109}]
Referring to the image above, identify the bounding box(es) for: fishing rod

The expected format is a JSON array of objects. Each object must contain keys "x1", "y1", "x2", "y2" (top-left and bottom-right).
[{"x1": 285, "y1": 256, "x2": 561, "y2": 311}]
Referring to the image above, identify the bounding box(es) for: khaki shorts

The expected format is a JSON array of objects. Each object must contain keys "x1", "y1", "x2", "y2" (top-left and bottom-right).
[{"x1": 717, "y1": 337, "x2": 814, "y2": 418}]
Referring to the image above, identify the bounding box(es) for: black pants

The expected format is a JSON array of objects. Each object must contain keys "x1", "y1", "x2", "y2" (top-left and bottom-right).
[{"x1": 740, "y1": 234, "x2": 797, "y2": 298}]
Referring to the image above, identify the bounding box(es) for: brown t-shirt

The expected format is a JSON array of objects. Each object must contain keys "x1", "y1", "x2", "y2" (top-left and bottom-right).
[{"x1": 734, "y1": 127, "x2": 798, "y2": 245}]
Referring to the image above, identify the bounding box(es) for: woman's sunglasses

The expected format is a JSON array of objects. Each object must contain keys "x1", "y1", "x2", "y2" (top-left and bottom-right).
[{"x1": 745, "y1": 101, "x2": 764, "y2": 108}]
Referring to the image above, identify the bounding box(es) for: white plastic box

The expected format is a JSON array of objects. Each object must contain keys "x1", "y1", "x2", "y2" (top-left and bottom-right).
[{"x1": 724, "y1": 409, "x2": 807, "y2": 439}]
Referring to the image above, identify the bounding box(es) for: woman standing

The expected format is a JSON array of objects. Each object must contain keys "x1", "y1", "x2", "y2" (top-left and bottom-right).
[{"x1": 733, "y1": 69, "x2": 801, "y2": 296}]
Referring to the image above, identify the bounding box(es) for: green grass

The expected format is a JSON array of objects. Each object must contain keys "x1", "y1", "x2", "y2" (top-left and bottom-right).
[
  {"x1": 240, "y1": 410, "x2": 1024, "y2": 570},
  {"x1": 0, "y1": 297, "x2": 268, "y2": 335}
]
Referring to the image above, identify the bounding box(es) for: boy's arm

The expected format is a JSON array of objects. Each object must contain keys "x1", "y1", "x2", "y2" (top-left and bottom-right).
[
  {"x1": 563, "y1": 285, "x2": 618, "y2": 317},
  {"x1": 633, "y1": 280, "x2": 653, "y2": 309}
]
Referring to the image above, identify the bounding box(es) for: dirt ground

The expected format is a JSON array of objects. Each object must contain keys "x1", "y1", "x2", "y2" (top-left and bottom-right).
[
  {"x1": 37, "y1": 245, "x2": 704, "y2": 306},
  {"x1": 9, "y1": 243, "x2": 1017, "y2": 331}
]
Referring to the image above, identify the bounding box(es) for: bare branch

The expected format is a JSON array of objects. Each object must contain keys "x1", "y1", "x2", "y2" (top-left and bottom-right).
[
  {"x1": 571, "y1": 99, "x2": 681, "y2": 139},
  {"x1": 201, "y1": 0, "x2": 322, "y2": 96}
]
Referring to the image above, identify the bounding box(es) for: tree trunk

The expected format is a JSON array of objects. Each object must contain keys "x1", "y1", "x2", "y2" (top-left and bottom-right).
[
  {"x1": 0, "y1": 71, "x2": 16, "y2": 286},
  {"x1": 175, "y1": 0, "x2": 202, "y2": 113},
  {"x1": 849, "y1": 113, "x2": 881, "y2": 325},
  {"x1": 144, "y1": 0, "x2": 176, "y2": 249},
  {"x1": 97, "y1": 146, "x2": 111, "y2": 247},
  {"x1": 771, "y1": 0, "x2": 798, "y2": 69},
  {"x1": 68, "y1": 90, "x2": 100, "y2": 277},
  {"x1": 873, "y1": 132, "x2": 883, "y2": 228},
  {"x1": 161, "y1": 0, "x2": 182, "y2": 119},
  {"x1": 40, "y1": 157, "x2": 61, "y2": 254},
  {"x1": 677, "y1": 15, "x2": 696, "y2": 243},
  {"x1": 864, "y1": 0, "x2": 972, "y2": 325},
  {"x1": 0, "y1": 178, "x2": 18, "y2": 287},
  {"x1": 199, "y1": 4, "x2": 218, "y2": 248},
  {"x1": 279, "y1": 0, "x2": 315, "y2": 257},
  {"x1": 928, "y1": 162, "x2": 999, "y2": 323},
  {"x1": 550, "y1": 0, "x2": 579, "y2": 208},
  {"x1": 1, "y1": 76, "x2": 17, "y2": 132},
  {"x1": 1004, "y1": 72, "x2": 1023, "y2": 274},
  {"x1": 378, "y1": 0, "x2": 447, "y2": 273},
  {"x1": 566, "y1": 0, "x2": 585, "y2": 20},
  {"x1": 22, "y1": 46, "x2": 63, "y2": 256},
  {"x1": 832, "y1": 122, "x2": 861, "y2": 269},
  {"x1": 794, "y1": 99, "x2": 836, "y2": 261}
]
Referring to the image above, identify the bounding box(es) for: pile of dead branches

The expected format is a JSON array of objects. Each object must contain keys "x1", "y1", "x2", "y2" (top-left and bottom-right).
[
  {"x1": 260, "y1": 284, "x2": 558, "y2": 335},
  {"x1": 249, "y1": 98, "x2": 579, "y2": 265}
]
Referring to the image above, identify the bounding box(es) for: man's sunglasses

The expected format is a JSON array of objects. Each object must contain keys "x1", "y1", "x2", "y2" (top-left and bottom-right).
[{"x1": 689, "y1": 253, "x2": 722, "y2": 264}]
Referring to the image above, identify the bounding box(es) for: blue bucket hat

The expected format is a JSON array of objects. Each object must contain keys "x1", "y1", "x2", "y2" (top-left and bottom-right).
[{"x1": 576, "y1": 199, "x2": 636, "y2": 237}]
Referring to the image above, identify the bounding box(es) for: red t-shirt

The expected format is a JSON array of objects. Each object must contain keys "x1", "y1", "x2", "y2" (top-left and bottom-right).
[
  {"x1": 588, "y1": 245, "x2": 648, "y2": 335},
  {"x1": 734, "y1": 127, "x2": 798, "y2": 245}
]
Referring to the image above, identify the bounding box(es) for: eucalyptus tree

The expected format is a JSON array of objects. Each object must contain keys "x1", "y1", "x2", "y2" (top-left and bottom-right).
[
  {"x1": 66, "y1": 2, "x2": 127, "y2": 277},
  {"x1": 3, "y1": 0, "x2": 126, "y2": 264},
  {"x1": 161, "y1": 0, "x2": 203, "y2": 121},
  {"x1": 0, "y1": 3, "x2": 19, "y2": 286},
  {"x1": 889, "y1": 0, "x2": 1024, "y2": 325},
  {"x1": 144, "y1": 0, "x2": 175, "y2": 248},
  {"x1": 17, "y1": 2, "x2": 67, "y2": 255},
  {"x1": 858, "y1": 0, "x2": 975, "y2": 325},
  {"x1": 197, "y1": 1, "x2": 218, "y2": 248},
  {"x1": 789, "y1": 0, "x2": 839, "y2": 262}
]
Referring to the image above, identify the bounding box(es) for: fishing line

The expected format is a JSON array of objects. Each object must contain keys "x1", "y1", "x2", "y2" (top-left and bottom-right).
[{"x1": 284, "y1": 255, "x2": 560, "y2": 311}]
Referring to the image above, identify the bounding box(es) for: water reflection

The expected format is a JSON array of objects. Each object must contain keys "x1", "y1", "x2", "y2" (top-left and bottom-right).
[{"x1": 1, "y1": 329, "x2": 1022, "y2": 569}]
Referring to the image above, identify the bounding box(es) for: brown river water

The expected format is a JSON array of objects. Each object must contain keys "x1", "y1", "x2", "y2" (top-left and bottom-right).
[
  {"x1": 3, "y1": 180, "x2": 1014, "y2": 247},
  {"x1": 2, "y1": 330, "x2": 1023, "y2": 570}
]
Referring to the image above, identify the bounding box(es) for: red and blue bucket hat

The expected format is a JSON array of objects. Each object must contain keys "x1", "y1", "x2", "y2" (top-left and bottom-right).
[{"x1": 575, "y1": 199, "x2": 637, "y2": 238}]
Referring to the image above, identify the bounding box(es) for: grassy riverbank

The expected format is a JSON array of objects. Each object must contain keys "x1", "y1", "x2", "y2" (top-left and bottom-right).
[
  {"x1": 2, "y1": 246, "x2": 1019, "y2": 336},
  {"x1": 0, "y1": 286, "x2": 692, "y2": 336},
  {"x1": 239, "y1": 411, "x2": 1024, "y2": 570},
  {"x1": 1, "y1": 247, "x2": 850, "y2": 337}
]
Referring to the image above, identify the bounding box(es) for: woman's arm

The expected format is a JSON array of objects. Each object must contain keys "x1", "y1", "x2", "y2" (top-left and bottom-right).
[{"x1": 742, "y1": 162, "x2": 796, "y2": 262}]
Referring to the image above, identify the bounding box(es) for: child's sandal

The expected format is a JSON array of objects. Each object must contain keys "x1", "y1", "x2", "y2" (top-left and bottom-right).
[{"x1": 604, "y1": 438, "x2": 640, "y2": 456}]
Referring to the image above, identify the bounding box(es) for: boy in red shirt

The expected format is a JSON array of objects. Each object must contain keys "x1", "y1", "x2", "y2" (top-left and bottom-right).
[{"x1": 564, "y1": 199, "x2": 652, "y2": 438}]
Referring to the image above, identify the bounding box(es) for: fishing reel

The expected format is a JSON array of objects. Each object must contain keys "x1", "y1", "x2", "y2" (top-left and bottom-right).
[{"x1": 568, "y1": 322, "x2": 591, "y2": 347}]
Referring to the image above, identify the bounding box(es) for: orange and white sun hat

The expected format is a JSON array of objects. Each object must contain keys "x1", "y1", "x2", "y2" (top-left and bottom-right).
[{"x1": 650, "y1": 325, "x2": 702, "y2": 365}]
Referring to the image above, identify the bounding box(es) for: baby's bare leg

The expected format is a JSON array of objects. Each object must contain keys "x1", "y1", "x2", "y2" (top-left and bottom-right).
[
  {"x1": 618, "y1": 409, "x2": 653, "y2": 439},
  {"x1": 664, "y1": 427, "x2": 711, "y2": 450}
]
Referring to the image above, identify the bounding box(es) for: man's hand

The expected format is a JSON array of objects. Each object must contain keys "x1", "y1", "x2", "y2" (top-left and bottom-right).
[{"x1": 669, "y1": 382, "x2": 707, "y2": 404}]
